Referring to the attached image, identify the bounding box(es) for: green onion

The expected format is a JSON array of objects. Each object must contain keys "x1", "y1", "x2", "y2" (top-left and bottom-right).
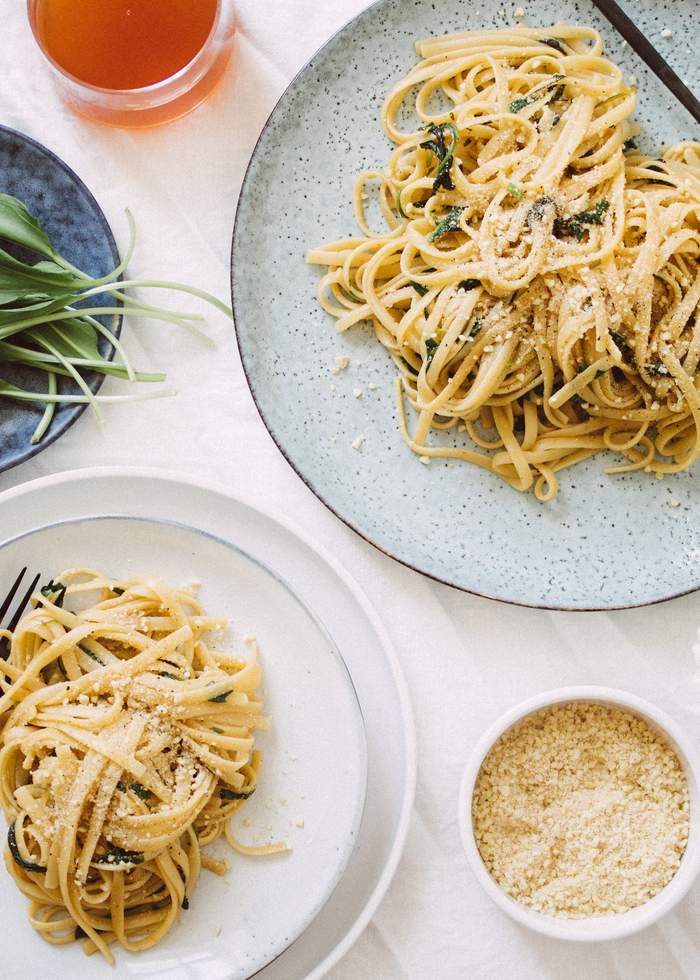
[
  {"x1": 509, "y1": 97, "x2": 529, "y2": 113},
  {"x1": 429, "y1": 206, "x2": 465, "y2": 242},
  {"x1": 421, "y1": 122, "x2": 459, "y2": 193},
  {"x1": 95, "y1": 847, "x2": 145, "y2": 867},
  {"x1": 396, "y1": 189, "x2": 407, "y2": 218},
  {"x1": 509, "y1": 74, "x2": 564, "y2": 113},
  {"x1": 7, "y1": 822, "x2": 46, "y2": 873},
  {"x1": 220, "y1": 787, "x2": 255, "y2": 801},
  {"x1": 425, "y1": 337, "x2": 439, "y2": 367},
  {"x1": 539, "y1": 37, "x2": 570, "y2": 55},
  {"x1": 554, "y1": 199, "x2": 610, "y2": 240},
  {"x1": 610, "y1": 330, "x2": 631, "y2": 352},
  {"x1": 0, "y1": 194, "x2": 230, "y2": 443},
  {"x1": 208, "y1": 689, "x2": 233, "y2": 703},
  {"x1": 40, "y1": 579, "x2": 66, "y2": 608}
]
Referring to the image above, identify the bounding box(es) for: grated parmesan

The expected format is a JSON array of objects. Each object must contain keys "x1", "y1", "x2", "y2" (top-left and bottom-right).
[{"x1": 472, "y1": 702, "x2": 689, "y2": 918}]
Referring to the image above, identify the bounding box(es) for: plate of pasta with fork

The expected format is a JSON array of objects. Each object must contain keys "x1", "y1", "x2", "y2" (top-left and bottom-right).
[{"x1": 0, "y1": 467, "x2": 415, "y2": 980}]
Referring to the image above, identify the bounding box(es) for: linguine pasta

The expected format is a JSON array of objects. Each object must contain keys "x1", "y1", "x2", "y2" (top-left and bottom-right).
[
  {"x1": 0, "y1": 571, "x2": 284, "y2": 963},
  {"x1": 307, "y1": 24, "x2": 700, "y2": 500}
]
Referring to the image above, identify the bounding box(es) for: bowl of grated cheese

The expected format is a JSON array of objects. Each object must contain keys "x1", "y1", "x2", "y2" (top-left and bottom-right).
[{"x1": 459, "y1": 686, "x2": 700, "y2": 941}]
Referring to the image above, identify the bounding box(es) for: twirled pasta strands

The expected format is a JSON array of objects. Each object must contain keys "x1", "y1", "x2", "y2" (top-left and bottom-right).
[
  {"x1": 307, "y1": 25, "x2": 700, "y2": 500},
  {"x1": 0, "y1": 571, "x2": 285, "y2": 963}
]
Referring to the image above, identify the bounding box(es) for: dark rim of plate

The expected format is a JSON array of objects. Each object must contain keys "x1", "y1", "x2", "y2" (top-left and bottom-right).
[
  {"x1": 230, "y1": 0, "x2": 698, "y2": 613},
  {"x1": 0, "y1": 124, "x2": 122, "y2": 477}
]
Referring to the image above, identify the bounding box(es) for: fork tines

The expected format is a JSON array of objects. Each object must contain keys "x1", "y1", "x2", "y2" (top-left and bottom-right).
[{"x1": 0, "y1": 568, "x2": 42, "y2": 660}]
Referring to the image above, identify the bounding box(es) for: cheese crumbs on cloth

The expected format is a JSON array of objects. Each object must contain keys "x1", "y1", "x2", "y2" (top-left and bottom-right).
[{"x1": 472, "y1": 703, "x2": 689, "y2": 917}]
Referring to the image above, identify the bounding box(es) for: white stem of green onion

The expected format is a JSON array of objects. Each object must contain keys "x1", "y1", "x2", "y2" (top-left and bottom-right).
[
  {"x1": 27, "y1": 329, "x2": 103, "y2": 422},
  {"x1": 0, "y1": 387, "x2": 176, "y2": 405},
  {"x1": 0, "y1": 306, "x2": 198, "y2": 339},
  {"x1": 31, "y1": 371, "x2": 57, "y2": 444}
]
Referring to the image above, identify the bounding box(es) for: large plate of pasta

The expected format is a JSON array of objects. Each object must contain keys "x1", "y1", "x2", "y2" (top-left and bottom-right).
[
  {"x1": 0, "y1": 485, "x2": 386, "y2": 979},
  {"x1": 232, "y1": 0, "x2": 700, "y2": 609}
]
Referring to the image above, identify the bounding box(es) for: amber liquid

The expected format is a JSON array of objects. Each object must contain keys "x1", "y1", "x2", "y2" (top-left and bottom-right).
[{"x1": 33, "y1": 0, "x2": 219, "y2": 90}]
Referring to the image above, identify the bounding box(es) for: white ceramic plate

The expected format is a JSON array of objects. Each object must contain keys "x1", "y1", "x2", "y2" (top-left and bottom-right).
[
  {"x1": 0, "y1": 515, "x2": 367, "y2": 980},
  {"x1": 0, "y1": 469, "x2": 415, "y2": 980}
]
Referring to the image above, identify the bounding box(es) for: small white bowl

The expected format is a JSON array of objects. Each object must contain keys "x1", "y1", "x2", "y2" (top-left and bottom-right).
[{"x1": 458, "y1": 686, "x2": 700, "y2": 941}]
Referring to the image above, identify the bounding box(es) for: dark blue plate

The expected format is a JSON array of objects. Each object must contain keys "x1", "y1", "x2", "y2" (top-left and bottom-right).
[{"x1": 0, "y1": 125, "x2": 120, "y2": 474}]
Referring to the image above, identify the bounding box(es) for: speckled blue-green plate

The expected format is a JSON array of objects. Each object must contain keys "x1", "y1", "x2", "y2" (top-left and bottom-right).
[
  {"x1": 0, "y1": 125, "x2": 120, "y2": 474},
  {"x1": 232, "y1": 0, "x2": 700, "y2": 610}
]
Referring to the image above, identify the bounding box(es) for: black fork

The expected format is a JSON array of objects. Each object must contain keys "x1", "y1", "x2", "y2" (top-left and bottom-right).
[{"x1": 0, "y1": 568, "x2": 41, "y2": 661}]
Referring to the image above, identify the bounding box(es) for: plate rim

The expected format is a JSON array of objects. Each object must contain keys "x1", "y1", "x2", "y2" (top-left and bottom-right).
[
  {"x1": 0, "y1": 465, "x2": 416, "y2": 980},
  {"x1": 229, "y1": 0, "x2": 700, "y2": 613},
  {"x1": 0, "y1": 123, "x2": 122, "y2": 476}
]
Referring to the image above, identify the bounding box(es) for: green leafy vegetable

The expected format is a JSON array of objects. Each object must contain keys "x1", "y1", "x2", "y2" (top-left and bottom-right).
[
  {"x1": 0, "y1": 194, "x2": 55, "y2": 258},
  {"x1": 509, "y1": 75, "x2": 564, "y2": 113},
  {"x1": 525, "y1": 196, "x2": 557, "y2": 229},
  {"x1": 548, "y1": 83, "x2": 565, "y2": 104},
  {"x1": 429, "y1": 206, "x2": 465, "y2": 242},
  {"x1": 0, "y1": 194, "x2": 231, "y2": 445},
  {"x1": 610, "y1": 330, "x2": 631, "y2": 352},
  {"x1": 410, "y1": 281, "x2": 429, "y2": 297},
  {"x1": 468, "y1": 318, "x2": 482, "y2": 338},
  {"x1": 208, "y1": 689, "x2": 233, "y2": 703},
  {"x1": 95, "y1": 847, "x2": 145, "y2": 867},
  {"x1": 7, "y1": 822, "x2": 46, "y2": 873},
  {"x1": 539, "y1": 37, "x2": 570, "y2": 55},
  {"x1": 40, "y1": 579, "x2": 66, "y2": 608},
  {"x1": 421, "y1": 122, "x2": 459, "y2": 192},
  {"x1": 507, "y1": 183, "x2": 525, "y2": 200},
  {"x1": 220, "y1": 787, "x2": 256, "y2": 801},
  {"x1": 130, "y1": 783, "x2": 151, "y2": 800},
  {"x1": 554, "y1": 199, "x2": 610, "y2": 240},
  {"x1": 425, "y1": 337, "x2": 439, "y2": 367},
  {"x1": 647, "y1": 362, "x2": 669, "y2": 377},
  {"x1": 395, "y1": 189, "x2": 407, "y2": 219},
  {"x1": 646, "y1": 163, "x2": 674, "y2": 186},
  {"x1": 79, "y1": 644, "x2": 104, "y2": 665},
  {"x1": 458, "y1": 279, "x2": 481, "y2": 291}
]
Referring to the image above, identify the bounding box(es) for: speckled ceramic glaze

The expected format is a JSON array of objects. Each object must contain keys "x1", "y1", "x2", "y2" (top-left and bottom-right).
[
  {"x1": 232, "y1": 0, "x2": 700, "y2": 610},
  {"x1": 0, "y1": 126, "x2": 120, "y2": 474}
]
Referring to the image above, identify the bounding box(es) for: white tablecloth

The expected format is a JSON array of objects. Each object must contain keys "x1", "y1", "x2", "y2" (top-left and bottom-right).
[{"x1": 3, "y1": 2, "x2": 700, "y2": 977}]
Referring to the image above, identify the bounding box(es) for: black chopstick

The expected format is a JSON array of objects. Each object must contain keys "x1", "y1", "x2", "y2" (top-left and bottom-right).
[{"x1": 590, "y1": 0, "x2": 700, "y2": 127}]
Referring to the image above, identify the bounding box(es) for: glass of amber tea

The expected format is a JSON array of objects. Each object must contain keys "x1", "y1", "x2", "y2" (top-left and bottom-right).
[{"x1": 27, "y1": 0, "x2": 235, "y2": 127}]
